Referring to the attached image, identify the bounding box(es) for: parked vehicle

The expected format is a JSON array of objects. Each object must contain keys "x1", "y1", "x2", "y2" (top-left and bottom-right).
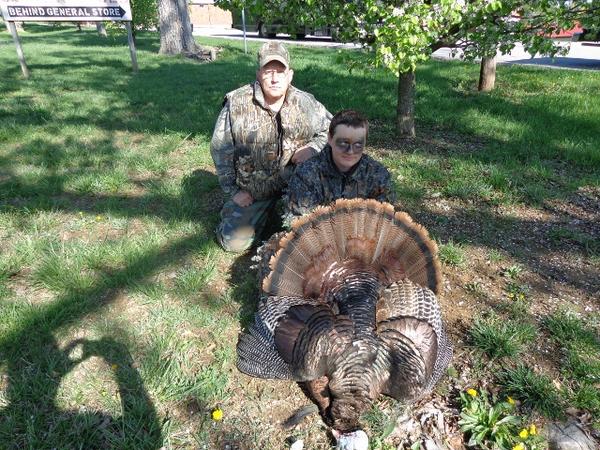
[{"x1": 231, "y1": 10, "x2": 337, "y2": 40}]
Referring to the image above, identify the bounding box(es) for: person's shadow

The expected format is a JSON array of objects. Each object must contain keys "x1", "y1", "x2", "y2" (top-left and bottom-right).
[{"x1": 0, "y1": 335, "x2": 162, "y2": 449}]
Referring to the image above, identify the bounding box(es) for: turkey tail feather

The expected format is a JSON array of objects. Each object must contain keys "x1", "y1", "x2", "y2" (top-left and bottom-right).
[{"x1": 262, "y1": 200, "x2": 441, "y2": 298}]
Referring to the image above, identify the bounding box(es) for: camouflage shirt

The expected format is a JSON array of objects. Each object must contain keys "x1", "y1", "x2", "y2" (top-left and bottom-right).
[
  {"x1": 210, "y1": 82, "x2": 331, "y2": 200},
  {"x1": 283, "y1": 145, "x2": 395, "y2": 224}
]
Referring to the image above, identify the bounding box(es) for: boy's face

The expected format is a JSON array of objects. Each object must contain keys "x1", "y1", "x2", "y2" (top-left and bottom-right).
[{"x1": 329, "y1": 124, "x2": 367, "y2": 173}]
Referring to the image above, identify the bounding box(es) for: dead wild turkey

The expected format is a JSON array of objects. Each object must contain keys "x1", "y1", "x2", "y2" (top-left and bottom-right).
[{"x1": 237, "y1": 199, "x2": 452, "y2": 449}]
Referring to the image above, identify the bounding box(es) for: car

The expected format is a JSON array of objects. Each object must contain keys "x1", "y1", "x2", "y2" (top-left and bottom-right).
[{"x1": 232, "y1": 10, "x2": 337, "y2": 40}]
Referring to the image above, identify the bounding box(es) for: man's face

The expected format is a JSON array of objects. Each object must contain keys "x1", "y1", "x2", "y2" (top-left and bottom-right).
[
  {"x1": 257, "y1": 61, "x2": 293, "y2": 102},
  {"x1": 329, "y1": 124, "x2": 367, "y2": 173}
]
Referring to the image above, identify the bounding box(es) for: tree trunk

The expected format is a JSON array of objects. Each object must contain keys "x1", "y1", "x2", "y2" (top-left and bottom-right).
[
  {"x1": 157, "y1": 0, "x2": 197, "y2": 55},
  {"x1": 397, "y1": 69, "x2": 416, "y2": 138},
  {"x1": 478, "y1": 56, "x2": 497, "y2": 92},
  {"x1": 96, "y1": 22, "x2": 107, "y2": 37}
]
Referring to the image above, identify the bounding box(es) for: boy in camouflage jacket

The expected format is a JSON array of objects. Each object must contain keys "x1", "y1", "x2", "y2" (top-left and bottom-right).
[{"x1": 283, "y1": 109, "x2": 395, "y2": 225}]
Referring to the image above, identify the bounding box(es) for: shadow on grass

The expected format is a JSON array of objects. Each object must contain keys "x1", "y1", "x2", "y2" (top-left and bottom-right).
[
  {"x1": 0, "y1": 335, "x2": 162, "y2": 449},
  {"x1": 0, "y1": 229, "x2": 215, "y2": 447},
  {"x1": 407, "y1": 201, "x2": 600, "y2": 298}
]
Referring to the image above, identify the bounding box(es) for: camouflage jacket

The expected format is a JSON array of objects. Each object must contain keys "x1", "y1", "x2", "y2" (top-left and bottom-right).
[
  {"x1": 210, "y1": 82, "x2": 331, "y2": 200},
  {"x1": 283, "y1": 145, "x2": 395, "y2": 224}
]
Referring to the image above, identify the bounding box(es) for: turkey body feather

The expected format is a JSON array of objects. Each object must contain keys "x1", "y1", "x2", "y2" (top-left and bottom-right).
[{"x1": 237, "y1": 199, "x2": 452, "y2": 434}]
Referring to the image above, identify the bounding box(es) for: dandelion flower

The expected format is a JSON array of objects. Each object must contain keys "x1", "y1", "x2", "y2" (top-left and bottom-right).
[
  {"x1": 507, "y1": 396, "x2": 515, "y2": 405},
  {"x1": 95, "y1": 215, "x2": 102, "y2": 221},
  {"x1": 111, "y1": 364, "x2": 118, "y2": 370},
  {"x1": 512, "y1": 444, "x2": 525, "y2": 450},
  {"x1": 211, "y1": 408, "x2": 223, "y2": 421},
  {"x1": 529, "y1": 424, "x2": 537, "y2": 435},
  {"x1": 466, "y1": 388, "x2": 478, "y2": 397},
  {"x1": 519, "y1": 428, "x2": 529, "y2": 439}
]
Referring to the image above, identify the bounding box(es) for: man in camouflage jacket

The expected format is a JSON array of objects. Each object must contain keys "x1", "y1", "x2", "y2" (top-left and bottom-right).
[
  {"x1": 283, "y1": 109, "x2": 395, "y2": 225},
  {"x1": 210, "y1": 42, "x2": 331, "y2": 252}
]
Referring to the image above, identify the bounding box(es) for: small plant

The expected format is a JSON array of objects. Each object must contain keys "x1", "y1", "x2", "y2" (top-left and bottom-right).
[
  {"x1": 502, "y1": 264, "x2": 523, "y2": 280},
  {"x1": 488, "y1": 248, "x2": 504, "y2": 263},
  {"x1": 459, "y1": 389, "x2": 547, "y2": 450},
  {"x1": 458, "y1": 388, "x2": 519, "y2": 449},
  {"x1": 361, "y1": 402, "x2": 397, "y2": 449},
  {"x1": 505, "y1": 282, "x2": 528, "y2": 302},
  {"x1": 469, "y1": 313, "x2": 536, "y2": 359},
  {"x1": 465, "y1": 281, "x2": 487, "y2": 298},
  {"x1": 438, "y1": 240, "x2": 466, "y2": 267},
  {"x1": 498, "y1": 365, "x2": 563, "y2": 418}
]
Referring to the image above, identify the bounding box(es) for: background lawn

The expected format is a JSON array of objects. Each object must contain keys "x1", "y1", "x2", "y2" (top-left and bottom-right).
[{"x1": 0, "y1": 23, "x2": 598, "y2": 449}]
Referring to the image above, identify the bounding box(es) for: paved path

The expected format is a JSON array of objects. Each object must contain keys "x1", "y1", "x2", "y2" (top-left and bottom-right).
[
  {"x1": 433, "y1": 42, "x2": 600, "y2": 71},
  {"x1": 195, "y1": 26, "x2": 600, "y2": 70}
]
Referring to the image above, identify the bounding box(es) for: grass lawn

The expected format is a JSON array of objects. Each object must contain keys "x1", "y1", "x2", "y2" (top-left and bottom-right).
[{"x1": 0, "y1": 23, "x2": 599, "y2": 449}]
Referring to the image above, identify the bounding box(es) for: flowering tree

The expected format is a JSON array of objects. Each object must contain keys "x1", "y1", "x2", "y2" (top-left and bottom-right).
[
  {"x1": 217, "y1": 1, "x2": 593, "y2": 136},
  {"x1": 453, "y1": 1, "x2": 600, "y2": 91}
]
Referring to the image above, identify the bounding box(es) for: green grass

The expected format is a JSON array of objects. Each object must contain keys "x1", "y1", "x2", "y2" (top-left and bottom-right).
[
  {"x1": 543, "y1": 311, "x2": 600, "y2": 421},
  {"x1": 437, "y1": 240, "x2": 467, "y2": 267},
  {"x1": 498, "y1": 365, "x2": 563, "y2": 419},
  {"x1": 469, "y1": 313, "x2": 537, "y2": 359},
  {"x1": 0, "y1": 23, "x2": 599, "y2": 449}
]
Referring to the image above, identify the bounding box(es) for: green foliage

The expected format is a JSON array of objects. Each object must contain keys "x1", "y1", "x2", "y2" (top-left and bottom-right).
[
  {"x1": 498, "y1": 365, "x2": 563, "y2": 418},
  {"x1": 505, "y1": 281, "x2": 528, "y2": 303},
  {"x1": 438, "y1": 240, "x2": 466, "y2": 267},
  {"x1": 132, "y1": 0, "x2": 158, "y2": 30},
  {"x1": 543, "y1": 310, "x2": 600, "y2": 420},
  {"x1": 217, "y1": 0, "x2": 593, "y2": 77},
  {"x1": 361, "y1": 403, "x2": 398, "y2": 449},
  {"x1": 108, "y1": 0, "x2": 158, "y2": 33},
  {"x1": 458, "y1": 389, "x2": 520, "y2": 450},
  {"x1": 502, "y1": 264, "x2": 523, "y2": 280},
  {"x1": 469, "y1": 313, "x2": 536, "y2": 359}
]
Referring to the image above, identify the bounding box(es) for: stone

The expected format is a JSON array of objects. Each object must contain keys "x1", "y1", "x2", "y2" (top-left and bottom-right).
[{"x1": 546, "y1": 421, "x2": 598, "y2": 450}]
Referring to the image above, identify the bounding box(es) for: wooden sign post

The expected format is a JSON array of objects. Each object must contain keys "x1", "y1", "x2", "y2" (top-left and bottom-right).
[{"x1": 0, "y1": 0, "x2": 136, "y2": 77}]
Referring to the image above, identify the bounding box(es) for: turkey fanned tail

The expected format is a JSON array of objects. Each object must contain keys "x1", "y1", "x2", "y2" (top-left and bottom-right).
[{"x1": 236, "y1": 296, "x2": 353, "y2": 381}]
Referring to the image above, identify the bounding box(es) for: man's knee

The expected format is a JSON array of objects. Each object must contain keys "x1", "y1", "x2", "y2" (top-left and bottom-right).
[{"x1": 216, "y1": 224, "x2": 255, "y2": 253}]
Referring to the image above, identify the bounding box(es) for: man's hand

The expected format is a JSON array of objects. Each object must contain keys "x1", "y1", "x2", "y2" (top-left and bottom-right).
[
  {"x1": 232, "y1": 190, "x2": 254, "y2": 207},
  {"x1": 291, "y1": 146, "x2": 316, "y2": 164}
]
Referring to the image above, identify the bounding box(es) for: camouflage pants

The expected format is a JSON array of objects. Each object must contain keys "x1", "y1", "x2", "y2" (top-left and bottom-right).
[{"x1": 216, "y1": 198, "x2": 278, "y2": 252}]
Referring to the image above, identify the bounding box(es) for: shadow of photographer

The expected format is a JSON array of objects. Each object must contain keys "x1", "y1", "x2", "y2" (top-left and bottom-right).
[{"x1": 0, "y1": 334, "x2": 162, "y2": 449}]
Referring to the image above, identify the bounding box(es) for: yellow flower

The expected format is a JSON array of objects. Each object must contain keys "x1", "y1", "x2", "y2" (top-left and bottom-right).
[
  {"x1": 519, "y1": 428, "x2": 529, "y2": 439},
  {"x1": 111, "y1": 364, "x2": 118, "y2": 370},
  {"x1": 507, "y1": 396, "x2": 515, "y2": 405},
  {"x1": 95, "y1": 215, "x2": 102, "y2": 221},
  {"x1": 466, "y1": 388, "x2": 478, "y2": 397},
  {"x1": 529, "y1": 424, "x2": 537, "y2": 435},
  {"x1": 512, "y1": 444, "x2": 525, "y2": 450},
  {"x1": 211, "y1": 408, "x2": 223, "y2": 421}
]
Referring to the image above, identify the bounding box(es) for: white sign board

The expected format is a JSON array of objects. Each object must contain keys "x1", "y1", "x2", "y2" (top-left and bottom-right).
[{"x1": 0, "y1": 0, "x2": 132, "y2": 21}]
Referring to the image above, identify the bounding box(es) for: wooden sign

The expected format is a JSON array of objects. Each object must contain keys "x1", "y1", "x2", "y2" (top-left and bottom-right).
[
  {"x1": 0, "y1": 0, "x2": 132, "y2": 21},
  {"x1": 1, "y1": 0, "x2": 137, "y2": 77}
]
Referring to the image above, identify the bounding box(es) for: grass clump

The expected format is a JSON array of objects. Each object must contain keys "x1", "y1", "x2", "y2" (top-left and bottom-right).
[
  {"x1": 497, "y1": 365, "x2": 563, "y2": 419},
  {"x1": 438, "y1": 240, "x2": 467, "y2": 267},
  {"x1": 543, "y1": 311, "x2": 600, "y2": 421},
  {"x1": 469, "y1": 313, "x2": 536, "y2": 359}
]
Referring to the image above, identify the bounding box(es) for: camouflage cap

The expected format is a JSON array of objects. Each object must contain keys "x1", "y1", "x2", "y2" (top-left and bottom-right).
[{"x1": 258, "y1": 42, "x2": 290, "y2": 69}]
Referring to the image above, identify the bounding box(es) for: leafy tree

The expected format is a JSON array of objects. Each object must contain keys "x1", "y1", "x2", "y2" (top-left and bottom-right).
[
  {"x1": 131, "y1": 0, "x2": 159, "y2": 33},
  {"x1": 453, "y1": 1, "x2": 599, "y2": 91},
  {"x1": 216, "y1": 1, "x2": 594, "y2": 137}
]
